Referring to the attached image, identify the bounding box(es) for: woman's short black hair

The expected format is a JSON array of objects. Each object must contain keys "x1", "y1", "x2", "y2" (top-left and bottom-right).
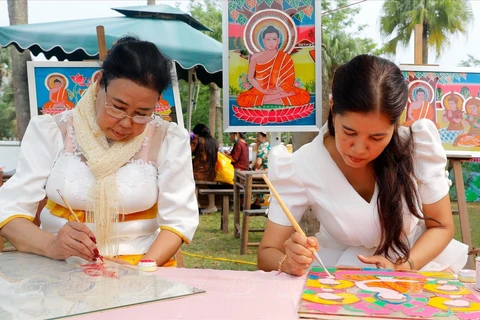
[{"x1": 100, "y1": 35, "x2": 172, "y2": 95}]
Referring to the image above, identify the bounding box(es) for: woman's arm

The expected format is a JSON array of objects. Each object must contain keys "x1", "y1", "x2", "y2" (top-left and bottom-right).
[
  {"x1": 153, "y1": 122, "x2": 199, "y2": 265},
  {"x1": 258, "y1": 220, "x2": 318, "y2": 276},
  {"x1": 0, "y1": 218, "x2": 97, "y2": 261},
  {"x1": 143, "y1": 229, "x2": 183, "y2": 266},
  {"x1": 406, "y1": 195, "x2": 454, "y2": 269}
]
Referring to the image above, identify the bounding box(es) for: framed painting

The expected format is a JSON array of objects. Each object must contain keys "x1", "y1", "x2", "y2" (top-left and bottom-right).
[
  {"x1": 400, "y1": 65, "x2": 480, "y2": 158},
  {"x1": 222, "y1": 0, "x2": 321, "y2": 132},
  {"x1": 27, "y1": 61, "x2": 184, "y2": 128}
]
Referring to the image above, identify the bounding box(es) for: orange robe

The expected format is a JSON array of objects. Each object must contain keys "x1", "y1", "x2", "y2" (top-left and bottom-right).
[
  {"x1": 237, "y1": 51, "x2": 310, "y2": 107},
  {"x1": 404, "y1": 101, "x2": 439, "y2": 129},
  {"x1": 43, "y1": 87, "x2": 74, "y2": 109}
]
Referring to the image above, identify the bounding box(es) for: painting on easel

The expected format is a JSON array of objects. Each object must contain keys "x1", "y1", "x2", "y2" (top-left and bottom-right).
[
  {"x1": 222, "y1": 0, "x2": 321, "y2": 132},
  {"x1": 27, "y1": 61, "x2": 184, "y2": 128},
  {"x1": 400, "y1": 66, "x2": 480, "y2": 158},
  {"x1": 298, "y1": 267, "x2": 480, "y2": 319}
]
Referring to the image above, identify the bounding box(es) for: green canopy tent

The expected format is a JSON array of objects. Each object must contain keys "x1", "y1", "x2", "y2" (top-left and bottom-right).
[
  {"x1": 0, "y1": 5, "x2": 223, "y2": 130},
  {"x1": 0, "y1": 4, "x2": 222, "y2": 86}
]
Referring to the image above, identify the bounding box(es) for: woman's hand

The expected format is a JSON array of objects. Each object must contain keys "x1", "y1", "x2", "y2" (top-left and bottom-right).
[
  {"x1": 47, "y1": 221, "x2": 98, "y2": 262},
  {"x1": 282, "y1": 232, "x2": 318, "y2": 276},
  {"x1": 357, "y1": 254, "x2": 395, "y2": 270}
]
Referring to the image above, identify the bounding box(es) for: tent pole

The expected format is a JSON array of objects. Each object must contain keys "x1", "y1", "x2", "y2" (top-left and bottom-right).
[
  {"x1": 96, "y1": 26, "x2": 107, "y2": 61},
  {"x1": 187, "y1": 69, "x2": 193, "y2": 132}
]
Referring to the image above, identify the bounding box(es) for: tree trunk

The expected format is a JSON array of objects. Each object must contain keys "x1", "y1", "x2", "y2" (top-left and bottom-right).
[
  {"x1": 216, "y1": 104, "x2": 223, "y2": 146},
  {"x1": 296, "y1": 45, "x2": 329, "y2": 236},
  {"x1": 422, "y1": 23, "x2": 428, "y2": 64},
  {"x1": 208, "y1": 83, "x2": 218, "y2": 135},
  {"x1": 7, "y1": 0, "x2": 31, "y2": 140}
]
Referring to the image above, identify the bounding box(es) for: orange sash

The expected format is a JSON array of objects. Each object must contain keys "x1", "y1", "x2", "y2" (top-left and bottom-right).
[{"x1": 46, "y1": 199, "x2": 157, "y2": 222}]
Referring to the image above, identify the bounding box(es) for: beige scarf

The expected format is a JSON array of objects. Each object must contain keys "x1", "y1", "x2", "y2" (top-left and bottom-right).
[{"x1": 73, "y1": 80, "x2": 148, "y2": 256}]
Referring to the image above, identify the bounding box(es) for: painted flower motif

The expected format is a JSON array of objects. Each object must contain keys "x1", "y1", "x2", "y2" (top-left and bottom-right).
[
  {"x1": 293, "y1": 77, "x2": 305, "y2": 88},
  {"x1": 70, "y1": 73, "x2": 88, "y2": 86}
]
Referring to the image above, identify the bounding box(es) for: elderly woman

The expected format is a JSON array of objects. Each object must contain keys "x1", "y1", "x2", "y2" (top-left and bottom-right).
[{"x1": 0, "y1": 36, "x2": 198, "y2": 266}]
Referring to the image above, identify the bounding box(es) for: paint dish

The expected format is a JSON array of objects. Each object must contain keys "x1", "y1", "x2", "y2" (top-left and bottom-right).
[
  {"x1": 458, "y1": 269, "x2": 476, "y2": 283},
  {"x1": 138, "y1": 259, "x2": 157, "y2": 272}
]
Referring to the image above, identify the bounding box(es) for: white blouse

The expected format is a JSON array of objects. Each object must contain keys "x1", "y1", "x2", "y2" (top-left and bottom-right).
[
  {"x1": 0, "y1": 110, "x2": 199, "y2": 255},
  {"x1": 268, "y1": 119, "x2": 468, "y2": 273}
]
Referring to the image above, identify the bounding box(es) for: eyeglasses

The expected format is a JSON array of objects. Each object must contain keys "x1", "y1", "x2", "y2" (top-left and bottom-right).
[{"x1": 104, "y1": 88, "x2": 155, "y2": 124}]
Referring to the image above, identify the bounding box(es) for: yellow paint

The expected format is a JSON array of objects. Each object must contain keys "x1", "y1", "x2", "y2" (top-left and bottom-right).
[
  {"x1": 423, "y1": 283, "x2": 470, "y2": 295},
  {"x1": 420, "y1": 271, "x2": 456, "y2": 279},
  {"x1": 427, "y1": 297, "x2": 480, "y2": 312},
  {"x1": 302, "y1": 292, "x2": 360, "y2": 305},
  {"x1": 306, "y1": 278, "x2": 355, "y2": 290}
]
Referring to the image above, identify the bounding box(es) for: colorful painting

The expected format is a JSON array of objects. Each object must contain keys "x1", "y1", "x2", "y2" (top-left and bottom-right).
[
  {"x1": 223, "y1": 0, "x2": 320, "y2": 132},
  {"x1": 298, "y1": 267, "x2": 480, "y2": 319},
  {"x1": 27, "y1": 61, "x2": 184, "y2": 128},
  {"x1": 400, "y1": 66, "x2": 480, "y2": 157}
]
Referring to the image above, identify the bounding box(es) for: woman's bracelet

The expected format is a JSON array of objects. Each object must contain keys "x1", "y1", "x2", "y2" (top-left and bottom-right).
[
  {"x1": 396, "y1": 256, "x2": 415, "y2": 270},
  {"x1": 278, "y1": 254, "x2": 287, "y2": 272}
]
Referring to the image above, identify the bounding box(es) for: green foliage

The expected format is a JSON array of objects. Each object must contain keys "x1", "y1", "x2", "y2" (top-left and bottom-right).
[
  {"x1": 0, "y1": 47, "x2": 15, "y2": 139},
  {"x1": 322, "y1": 0, "x2": 382, "y2": 87},
  {"x1": 459, "y1": 54, "x2": 480, "y2": 68},
  {"x1": 0, "y1": 85, "x2": 16, "y2": 139},
  {"x1": 380, "y1": 0, "x2": 473, "y2": 61}
]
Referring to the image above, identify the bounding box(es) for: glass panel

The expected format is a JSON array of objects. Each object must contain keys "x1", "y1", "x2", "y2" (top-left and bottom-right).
[{"x1": 0, "y1": 252, "x2": 205, "y2": 319}]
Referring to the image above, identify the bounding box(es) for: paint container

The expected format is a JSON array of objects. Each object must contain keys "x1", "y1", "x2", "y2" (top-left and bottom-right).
[
  {"x1": 138, "y1": 259, "x2": 157, "y2": 272},
  {"x1": 476, "y1": 257, "x2": 480, "y2": 292},
  {"x1": 458, "y1": 269, "x2": 476, "y2": 283}
]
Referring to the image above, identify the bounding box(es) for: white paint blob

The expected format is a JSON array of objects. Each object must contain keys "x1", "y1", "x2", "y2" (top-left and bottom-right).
[
  {"x1": 318, "y1": 278, "x2": 340, "y2": 285},
  {"x1": 437, "y1": 285, "x2": 459, "y2": 291},
  {"x1": 443, "y1": 299, "x2": 470, "y2": 308},
  {"x1": 317, "y1": 293, "x2": 343, "y2": 301}
]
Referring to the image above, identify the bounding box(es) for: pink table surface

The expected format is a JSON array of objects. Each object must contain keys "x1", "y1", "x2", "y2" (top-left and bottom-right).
[
  {"x1": 74, "y1": 267, "x2": 306, "y2": 320},
  {"x1": 73, "y1": 267, "x2": 480, "y2": 320}
]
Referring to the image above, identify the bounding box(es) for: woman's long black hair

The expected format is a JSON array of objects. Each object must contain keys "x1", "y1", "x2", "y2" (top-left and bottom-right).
[
  {"x1": 193, "y1": 124, "x2": 218, "y2": 179},
  {"x1": 328, "y1": 54, "x2": 423, "y2": 260}
]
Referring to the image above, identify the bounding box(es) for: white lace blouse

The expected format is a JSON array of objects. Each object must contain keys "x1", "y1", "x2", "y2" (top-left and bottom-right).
[
  {"x1": 0, "y1": 110, "x2": 198, "y2": 255},
  {"x1": 267, "y1": 119, "x2": 468, "y2": 273}
]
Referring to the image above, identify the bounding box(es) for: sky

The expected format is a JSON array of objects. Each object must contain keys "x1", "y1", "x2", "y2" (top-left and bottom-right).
[{"x1": 0, "y1": 0, "x2": 478, "y2": 67}]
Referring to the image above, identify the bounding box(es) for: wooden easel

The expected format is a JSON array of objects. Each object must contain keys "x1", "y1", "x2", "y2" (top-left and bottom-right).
[{"x1": 412, "y1": 24, "x2": 474, "y2": 269}]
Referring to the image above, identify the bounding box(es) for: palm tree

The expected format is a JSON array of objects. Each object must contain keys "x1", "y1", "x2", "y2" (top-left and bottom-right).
[{"x1": 380, "y1": 0, "x2": 473, "y2": 64}]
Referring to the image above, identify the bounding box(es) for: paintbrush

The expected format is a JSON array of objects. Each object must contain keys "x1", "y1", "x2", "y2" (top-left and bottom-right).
[
  {"x1": 261, "y1": 174, "x2": 333, "y2": 278},
  {"x1": 56, "y1": 189, "x2": 104, "y2": 262}
]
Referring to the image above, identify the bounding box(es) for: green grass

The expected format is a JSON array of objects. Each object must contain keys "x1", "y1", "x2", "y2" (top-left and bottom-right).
[
  {"x1": 182, "y1": 202, "x2": 480, "y2": 270},
  {"x1": 181, "y1": 211, "x2": 265, "y2": 271}
]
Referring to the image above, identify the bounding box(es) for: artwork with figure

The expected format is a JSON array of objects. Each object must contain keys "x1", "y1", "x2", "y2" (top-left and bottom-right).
[
  {"x1": 28, "y1": 62, "x2": 183, "y2": 127},
  {"x1": 0, "y1": 252, "x2": 204, "y2": 320},
  {"x1": 226, "y1": 0, "x2": 317, "y2": 129},
  {"x1": 298, "y1": 267, "x2": 480, "y2": 320},
  {"x1": 400, "y1": 67, "x2": 480, "y2": 157}
]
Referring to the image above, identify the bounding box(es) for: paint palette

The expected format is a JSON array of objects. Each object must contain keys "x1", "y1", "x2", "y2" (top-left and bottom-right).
[{"x1": 298, "y1": 267, "x2": 480, "y2": 319}]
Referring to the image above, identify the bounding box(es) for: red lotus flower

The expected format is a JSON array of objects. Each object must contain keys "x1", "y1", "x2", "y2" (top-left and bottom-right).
[{"x1": 70, "y1": 73, "x2": 87, "y2": 86}]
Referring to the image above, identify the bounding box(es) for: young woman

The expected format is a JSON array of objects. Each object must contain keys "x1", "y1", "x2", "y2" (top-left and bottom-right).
[{"x1": 258, "y1": 55, "x2": 467, "y2": 276}]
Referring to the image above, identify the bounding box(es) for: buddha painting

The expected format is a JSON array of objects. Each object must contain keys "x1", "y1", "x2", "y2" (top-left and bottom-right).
[
  {"x1": 236, "y1": 25, "x2": 310, "y2": 107},
  {"x1": 43, "y1": 77, "x2": 74, "y2": 110},
  {"x1": 404, "y1": 85, "x2": 439, "y2": 129},
  {"x1": 155, "y1": 94, "x2": 172, "y2": 122}
]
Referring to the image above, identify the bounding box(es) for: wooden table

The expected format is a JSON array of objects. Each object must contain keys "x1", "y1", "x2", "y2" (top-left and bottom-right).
[{"x1": 233, "y1": 170, "x2": 268, "y2": 238}]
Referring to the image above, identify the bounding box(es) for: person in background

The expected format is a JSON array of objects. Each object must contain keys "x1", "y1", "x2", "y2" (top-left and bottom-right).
[
  {"x1": 251, "y1": 132, "x2": 271, "y2": 209},
  {"x1": 0, "y1": 36, "x2": 198, "y2": 267},
  {"x1": 225, "y1": 132, "x2": 250, "y2": 171},
  {"x1": 258, "y1": 54, "x2": 467, "y2": 276},
  {"x1": 191, "y1": 124, "x2": 219, "y2": 214}
]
